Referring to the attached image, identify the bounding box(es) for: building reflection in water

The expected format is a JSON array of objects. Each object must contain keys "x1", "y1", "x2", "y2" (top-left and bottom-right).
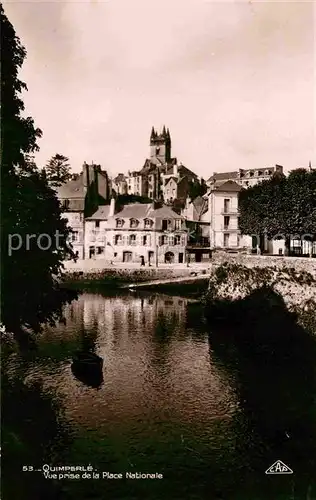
[{"x1": 17, "y1": 292, "x2": 238, "y2": 433}]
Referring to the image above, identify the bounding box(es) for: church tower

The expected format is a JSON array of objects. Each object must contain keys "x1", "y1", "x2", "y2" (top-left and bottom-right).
[{"x1": 150, "y1": 126, "x2": 171, "y2": 163}]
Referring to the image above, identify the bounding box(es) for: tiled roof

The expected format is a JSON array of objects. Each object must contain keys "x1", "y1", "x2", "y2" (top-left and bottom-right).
[
  {"x1": 147, "y1": 205, "x2": 183, "y2": 220},
  {"x1": 105, "y1": 202, "x2": 183, "y2": 221},
  {"x1": 165, "y1": 164, "x2": 197, "y2": 178},
  {"x1": 115, "y1": 203, "x2": 152, "y2": 218},
  {"x1": 164, "y1": 176, "x2": 178, "y2": 185},
  {"x1": 86, "y1": 205, "x2": 111, "y2": 220},
  {"x1": 207, "y1": 171, "x2": 238, "y2": 183},
  {"x1": 114, "y1": 173, "x2": 126, "y2": 183},
  {"x1": 56, "y1": 175, "x2": 85, "y2": 199},
  {"x1": 213, "y1": 180, "x2": 242, "y2": 192}
]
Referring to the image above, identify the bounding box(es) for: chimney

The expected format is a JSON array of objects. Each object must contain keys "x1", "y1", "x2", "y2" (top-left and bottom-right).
[
  {"x1": 109, "y1": 197, "x2": 115, "y2": 217},
  {"x1": 173, "y1": 163, "x2": 178, "y2": 176},
  {"x1": 82, "y1": 162, "x2": 88, "y2": 194}
]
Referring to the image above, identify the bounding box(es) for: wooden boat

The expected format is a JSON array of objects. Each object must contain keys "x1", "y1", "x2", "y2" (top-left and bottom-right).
[
  {"x1": 72, "y1": 351, "x2": 103, "y2": 372},
  {"x1": 71, "y1": 351, "x2": 104, "y2": 388}
]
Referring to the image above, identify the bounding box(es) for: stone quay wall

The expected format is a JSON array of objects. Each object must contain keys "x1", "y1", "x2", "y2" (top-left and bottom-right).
[
  {"x1": 210, "y1": 252, "x2": 316, "y2": 277},
  {"x1": 207, "y1": 253, "x2": 316, "y2": 314},
  {"x1": 60, "y1": 260, "x2": 205, "y2": 285}
]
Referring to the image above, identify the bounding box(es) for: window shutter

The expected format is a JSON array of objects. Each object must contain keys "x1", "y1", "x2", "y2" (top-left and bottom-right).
[
  {"x1": 181, "y1": 236, "x2": 186, "y2": 246},
  {"x1": 148, "y1": 235, "x2": 151, "y2": 246},
  {"x1": 113, "y1": 235, "x2": 116, "y2": 245}
]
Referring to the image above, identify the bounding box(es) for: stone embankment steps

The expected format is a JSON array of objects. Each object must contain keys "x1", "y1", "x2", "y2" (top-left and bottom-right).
[{"x1": 120, "y1": 273, "x2": 211, "y2": 289}]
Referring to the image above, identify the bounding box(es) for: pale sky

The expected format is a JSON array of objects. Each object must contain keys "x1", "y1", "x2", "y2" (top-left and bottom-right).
[{"x1": 4, "y1": 0, "x2": 316, "y2": 177}]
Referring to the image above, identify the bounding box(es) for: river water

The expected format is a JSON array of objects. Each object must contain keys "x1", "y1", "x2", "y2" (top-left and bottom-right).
[{"x1": 2, "y1": 290, "x2": 316, "y2": 500}]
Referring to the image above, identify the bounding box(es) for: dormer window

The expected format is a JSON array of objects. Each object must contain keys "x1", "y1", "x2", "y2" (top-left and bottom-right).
[
  {"x1": 144, "y1": 218, "x2": 153, "y2": 228},
  {"x1": 249, "y1": 171, "x2": 254, "y2": 177},
  {"x1": 130, "y1": 218, "x2": 139, "y2": 228},
  {"x1": 116, "y1": 219, "x2": 124, "y2": 228},
  {"x1": 258, "y1": 170, "x2": 263, "y2": 176}
]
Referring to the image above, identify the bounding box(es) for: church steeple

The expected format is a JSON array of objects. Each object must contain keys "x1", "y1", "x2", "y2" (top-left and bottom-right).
[
  {"x1": 150, "y1": 126, "x2": 156, "y2": 140},
  {"x1": 149, "y1": 125, "x2": 171, "y2": 162}
]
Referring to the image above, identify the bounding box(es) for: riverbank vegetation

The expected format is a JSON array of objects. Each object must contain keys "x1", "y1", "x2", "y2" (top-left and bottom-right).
[
  {"x1": 1, "y1": 6, "x2": 76, "y2": 339},
  {"x1": 239, "y1": 168, "x2": 316, "y2": 254}
]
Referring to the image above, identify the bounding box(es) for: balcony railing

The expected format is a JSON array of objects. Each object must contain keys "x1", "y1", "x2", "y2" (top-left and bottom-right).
[
  {"x1": 221, "y1": 225, "x2": 239, "y2": 232},
  {"x1": 187, "y1": 237, "x2": 210, "y2": 248},
  {"x1": 221, "y1": 209, "x2": 239, "y2": 215}
]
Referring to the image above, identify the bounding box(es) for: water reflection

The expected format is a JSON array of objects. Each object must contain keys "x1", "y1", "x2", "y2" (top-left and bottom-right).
[
  {"x1": 2, "y1": 290, "x2": 316, "y2": 499},
  {"x1": 208, "y1": 289, "x2": 316, "y2": 499}
]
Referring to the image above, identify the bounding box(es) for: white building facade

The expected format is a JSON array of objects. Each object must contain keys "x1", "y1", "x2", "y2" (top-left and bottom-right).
[{"x1": 85, "y1": 200, "x2": 188, "y2": 265}]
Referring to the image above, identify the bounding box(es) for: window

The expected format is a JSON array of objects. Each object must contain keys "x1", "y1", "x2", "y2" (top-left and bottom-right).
[
  {"x1": 258, "y1": 170, "x2": 263, "y2": 176},
  {"x1": 62, "y1": 199, "x2": 70, "y2": 209},
  {"x1": 97, "y1": 247, "x2": 104, "y2": 255},
  {"x1": 71, "y1": 231, "x2": 79, "y2": 242},
  {"x1": 224, "y1": 199, "x2": 230, "y2": 213},
  {"x1": 130, "y1": 218, "x2": 139, "y2": 228},
  {"x1": 224, "y1": 216, "x2": 230, "y2": 229},
  {"x1": 116, "y1": 219, "x2": 124, "y2": 228},
  {"x1": 224, "y1": 233, "x2": 230, "y2": 247},
  {"x1": 95, "y1": 221, "x2": 100, "y2": 228},
  {"x1": 175, "y1": 219, "x2": 181, "y2": 230},
  {"x1": 129, "y1": 234, "x2": 136, "y2": 246},
  {"x1": 142, "y1": 235, "x2": 150, "y2": 246},
  {"x1": 169, "y1": 236, "x2": 175, "y2": 246},
  {"x1": 249, "y1": 171, "x2": 254, "y2": 177},
  {"x1": 159, "y1": 235, "x2": 168, "y2": 246},
  {"x1": 162, "y1": 219, "x2": 169, "y2": 231},
  {"x1": 175, "y1": 235, "x2": 181, "y2": 245},
  {"x1": 144, "y1": 219, "x2": 153, "y2": 228},
  {"x1": 114, "y1": 234, "x2": 122, "y2": 245}
]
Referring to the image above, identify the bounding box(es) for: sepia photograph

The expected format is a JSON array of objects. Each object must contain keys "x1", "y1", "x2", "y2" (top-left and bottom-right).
[{"x1": 1, "y1": 0, "x2": 316, "y2": 499}]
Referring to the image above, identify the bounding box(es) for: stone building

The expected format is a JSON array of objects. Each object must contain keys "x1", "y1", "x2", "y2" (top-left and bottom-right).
[
  {"x1": 126, "y1": 126, "x2": 198, "y2": 204},
  {"x1": 85, "y1": 200, "x2": 188, "y2": 265},
  {"x1": 206, "y1": 165, "x2": 283, "y2": 189},
  {"x1": 112, "y1": 173, "x2": 127, "y2": 195},
  {"x1": 56, "y1": 162, "x2": 110, "y2": 259},
  {"x1": 208, "y1": 180, "x2": 244, "y2": 251},
  {"x1": 181, "y1": 195, "x2": 211, "y2": 262}
]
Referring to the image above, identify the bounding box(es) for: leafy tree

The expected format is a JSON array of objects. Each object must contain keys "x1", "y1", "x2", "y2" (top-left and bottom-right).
[
  {"x1": 188, "y1": 178, "x2": 207, "y2": 200},
  {"x1": 0, "y1": 6, "x2": 76, "y2": 339},
  {"x1": 45, "y1": 153, "x2": 71, "y2": 186},
  {"x1": 239, "y1": 170, "x2": 316, "y2": 254}
]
